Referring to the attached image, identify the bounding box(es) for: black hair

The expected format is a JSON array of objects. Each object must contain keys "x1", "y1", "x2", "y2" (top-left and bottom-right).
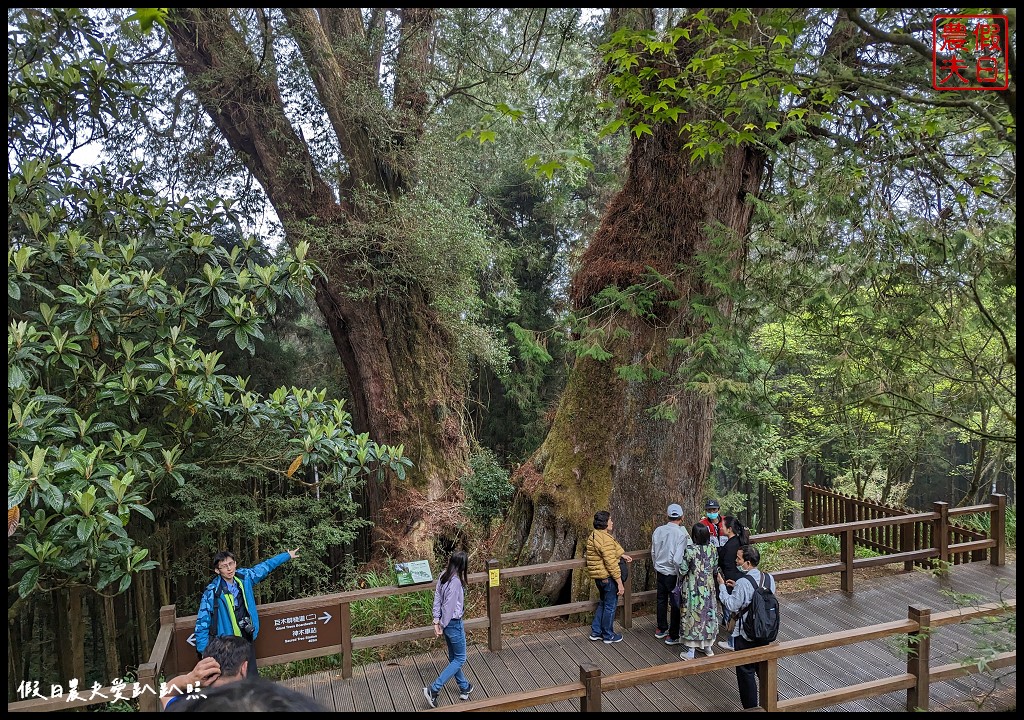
[
  {"x1": 593, "y1": 510, "x2": 610, "y2": 530},
  {"x1": 724, "y1": 516, "x2": 750, "y2": 545},
  {"x1": 738, "y1": 544, "x2": 761, "y2": 567},
  {"x1": 212, "y1": 550, "x2": 235, "y2": 570},
  {"x1": 691, "y1": 523, "x2": 710, "y2": 545},
  {"x1": 166, "y1": 677, "x2": 328, "y2": 712},
  {"x1": 202, "y1": 635, "x2": 250, "y2": 678},
  {"x1": 439, "y1": 550, "x2": 469, "y2": 587}
]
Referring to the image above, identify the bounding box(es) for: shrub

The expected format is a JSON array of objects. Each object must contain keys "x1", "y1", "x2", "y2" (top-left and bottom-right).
[{"x1": 461, "y1": 448, "x2": 514, "y2": 528}]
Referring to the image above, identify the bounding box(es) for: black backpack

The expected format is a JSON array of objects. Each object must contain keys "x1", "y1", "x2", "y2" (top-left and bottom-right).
[{"x1": 739, "y1": 572, "x2": 779, "y2": 643}]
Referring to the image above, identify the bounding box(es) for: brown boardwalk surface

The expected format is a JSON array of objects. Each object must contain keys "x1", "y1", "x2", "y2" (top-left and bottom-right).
[{"x1": 280, "y1": 561, "x2": 1016, "y2": 712}]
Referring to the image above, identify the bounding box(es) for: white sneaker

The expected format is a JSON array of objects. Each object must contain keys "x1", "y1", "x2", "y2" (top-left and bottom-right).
[
  {"x1": 704, "y1": 647, "x2": 715, "y2": 656},
  {"x1": 679, "y1": 650, "x2": 695, "y2": 660},
  {"x1": 718, "y1": 639, "x2": 734, "y2": 651}
]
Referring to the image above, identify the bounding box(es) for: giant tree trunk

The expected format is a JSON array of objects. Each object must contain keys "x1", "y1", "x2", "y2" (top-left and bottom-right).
[
  {"x1": 166, "y1": 9, "x2": 468, "y2": 558},
  {"x1": 510, "y1": 12, "x2": 767, "y2": 601}
]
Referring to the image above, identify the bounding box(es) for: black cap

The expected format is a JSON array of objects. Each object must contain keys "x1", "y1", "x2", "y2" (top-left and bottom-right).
[{"x1": 705, "y1": 499, "x2": 720, "y2": 510}]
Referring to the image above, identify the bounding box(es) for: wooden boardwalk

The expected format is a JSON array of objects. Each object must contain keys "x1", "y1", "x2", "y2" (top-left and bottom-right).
[{"x1": 280, "y1": 561, "x2": 1016, "y2": 712}]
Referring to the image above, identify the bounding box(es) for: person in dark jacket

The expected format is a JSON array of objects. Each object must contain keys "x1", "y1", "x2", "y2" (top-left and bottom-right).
[
  {"x1": 194, "y1": 548, "x2": 300, "y2": 676},
  {"x1": 718, "y1": 516, "x2": 750, "y2": 582},
  {"x1": 717, "y1": 516, "x2": 750, "y2": 649}
]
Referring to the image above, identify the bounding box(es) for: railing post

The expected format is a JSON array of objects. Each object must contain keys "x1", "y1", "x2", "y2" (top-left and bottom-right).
[
  {"x1": 906, "y1": 605, "x2": 932, "y2": 711},
  {"x1": 341, "y1": 600, "x2": 352, "y2": 679},
  {"x1": 579, "y1": 663, "x2": 602, "y2": 712},
  {"x1": 759, "y1": 658, "x2": 779, "y2": 712},
  {"x1": 618, "y1": 573, "x2": 633, "y2": 629},
  {"x1": 900, "y1": 518, "x2": 914, "y2": 572},
  {"x1": 990, "y1": 494, "x2": 1006, "y2": 566},
  {"x1": 486, "y1": 559, "x2": 502, "y2": 651},
  {"x1": 137, "y1": 662, "x2": 158, "y2": 713},
  {"x1": 840, "y1": 527, "x2": 854, "y2": 592},
  {"x1": 159, "y1": 605, "x2": 178, "y2": 675},
  {"x1": 932, "y1": 501, "x2": 949, "y2": 567},
  {"x1": 802, "y1": 482, "x2": 811, "y2": 528}
]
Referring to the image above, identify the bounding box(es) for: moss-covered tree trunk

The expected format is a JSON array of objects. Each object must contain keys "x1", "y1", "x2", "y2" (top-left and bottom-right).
[
  {"x1": 166, "y1": 9, "x2": 468, "y2": 559},
  {"x1": 510, "y1": 12, "x2": 767, "y2": 601}
]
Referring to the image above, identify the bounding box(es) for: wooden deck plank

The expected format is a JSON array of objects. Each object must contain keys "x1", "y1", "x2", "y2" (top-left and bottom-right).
[
  {"x1": 309, "y1": 670, "x2": 338, "y2": 711},
  {"x1": 608, "y1": 615, "x2": 720, "y2": 711},
  {"x1": 623, "y1": 615, "x2": 749, "y2": 711},
  {"x1": 278, "y1": 561, "x2": 1014, "y2": 713},
  {"x1": 382, "y1": 658, "x2": 424, "y2": 713},
  {"x1": 328, "y1": 667, "x2": 356, "y2": 712},
  {"x1": 365, "y1": 661, "x2": 396, "y2": 712},
  {"x1": 549, "y1": 627, "x2": 644, "y2": 711},
  {"x1": 507, "y1": 636, "x2": 578, "y2": 712},
  {"x1": 465, "y1": 642, "x2": 529, "y2": 706}
]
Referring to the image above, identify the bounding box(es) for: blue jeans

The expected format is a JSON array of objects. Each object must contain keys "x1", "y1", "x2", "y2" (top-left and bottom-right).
[
  {"x1": 430, "y1": 619, "x2": 471, "y2": 693},
  {"x1": 590, "y1": 577, "x2": 618, "y2": 640}
]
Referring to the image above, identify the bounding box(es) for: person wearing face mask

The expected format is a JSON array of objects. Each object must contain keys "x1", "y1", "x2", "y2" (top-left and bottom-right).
[{"x1": 699, "y1": 499, "x2": 727, "y2": 549}]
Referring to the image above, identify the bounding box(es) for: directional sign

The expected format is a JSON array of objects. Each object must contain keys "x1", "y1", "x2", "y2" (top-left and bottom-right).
[
  {"x1": 171, "y1": 602, "x2": 343, "y2": 675},
  {"x1": 264, "y1": 606, "x2": 341, "y2": 653}
]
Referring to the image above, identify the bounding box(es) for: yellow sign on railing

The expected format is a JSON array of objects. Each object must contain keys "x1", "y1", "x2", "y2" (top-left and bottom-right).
[{"x1": 489, "y1": 568, "x2": 500, "y2": 587}]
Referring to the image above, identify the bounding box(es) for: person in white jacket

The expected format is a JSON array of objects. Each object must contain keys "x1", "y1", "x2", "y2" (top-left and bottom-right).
[{"x1": 650, "y1": 503, "x2": 690, "y2": 643}]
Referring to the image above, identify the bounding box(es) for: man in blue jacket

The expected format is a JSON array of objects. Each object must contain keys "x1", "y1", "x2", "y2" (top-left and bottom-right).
[{"x1": 194, "y1": 547, "x2": 300, "y2": 676}]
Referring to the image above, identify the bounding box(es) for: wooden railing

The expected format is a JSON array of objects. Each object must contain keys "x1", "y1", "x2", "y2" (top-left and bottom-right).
[
  {"x1": 432, "y1": 600, "x2": 1017, "y2": 712},
  {"x1": 8, "y1": 494, "x2": 1007, "y2": 712},
  {"x1": 804, "y1": 485, "x2": 995, "y2": 565}
]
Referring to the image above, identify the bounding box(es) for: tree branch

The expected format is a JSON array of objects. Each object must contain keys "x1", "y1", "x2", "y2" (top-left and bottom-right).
[
  {"x1": 164, "y1": 9, "x2": 340, "y2": 223},
  {"x1": 283, "y1": 8, "x2": 384, "y2": 193}
]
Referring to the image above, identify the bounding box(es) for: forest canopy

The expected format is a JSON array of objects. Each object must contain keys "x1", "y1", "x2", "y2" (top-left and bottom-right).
[{"x1": 7, "y1": 6, "x2": 1014, "y2": 698}]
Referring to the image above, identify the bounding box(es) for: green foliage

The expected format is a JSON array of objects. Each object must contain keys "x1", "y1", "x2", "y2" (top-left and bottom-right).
[
  {"x1": 7, "y1": 9, "x2": 408, "y2": 609},
  {"x1": 956, "y1": 506, "x2": 1017, "y2": 549},
  {"x1": 600, "y1": 9, "x2": 807, "y2": 161},
  {"x1": 461, "y1": 448, "x2": 515, "y2": 528},
  {"x1": 808, "y1": 533, "x2": 840, "y2": 556},
  {"x1": 500, "y1": 577, "x2": 552, "y2": 613},
  {"x1": 349, "y1": 568, "x2": 435, "y2": 633},
  {"x1": 124, "y1": 8, "x2": 168, "y2": 35},
  {"x1": 320, "y1": 180, "x2": 507, "y2": 377},
  {"x1": 594, "y1": 10, "x2": 1014, "y2": 526}
]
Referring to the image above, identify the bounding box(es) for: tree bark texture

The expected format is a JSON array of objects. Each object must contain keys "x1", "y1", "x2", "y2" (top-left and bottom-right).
[
  {"x1": 165, "y1": 9, "x2": 468, "y2": 558},
  {"x1": 790, "y1": 456, "x2": 804, "y2": 529},
  {"x1": 510, "y1": 12, "x2": 767, "y2": 601}
]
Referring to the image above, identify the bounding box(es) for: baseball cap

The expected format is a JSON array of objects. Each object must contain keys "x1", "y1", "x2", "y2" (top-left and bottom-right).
[
  {"x1": 667, "y1": 503, "x2": 683, "y2": 519},
  {"x1": 705, "y1": 499, "x2": 720, "y2": 510}
]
